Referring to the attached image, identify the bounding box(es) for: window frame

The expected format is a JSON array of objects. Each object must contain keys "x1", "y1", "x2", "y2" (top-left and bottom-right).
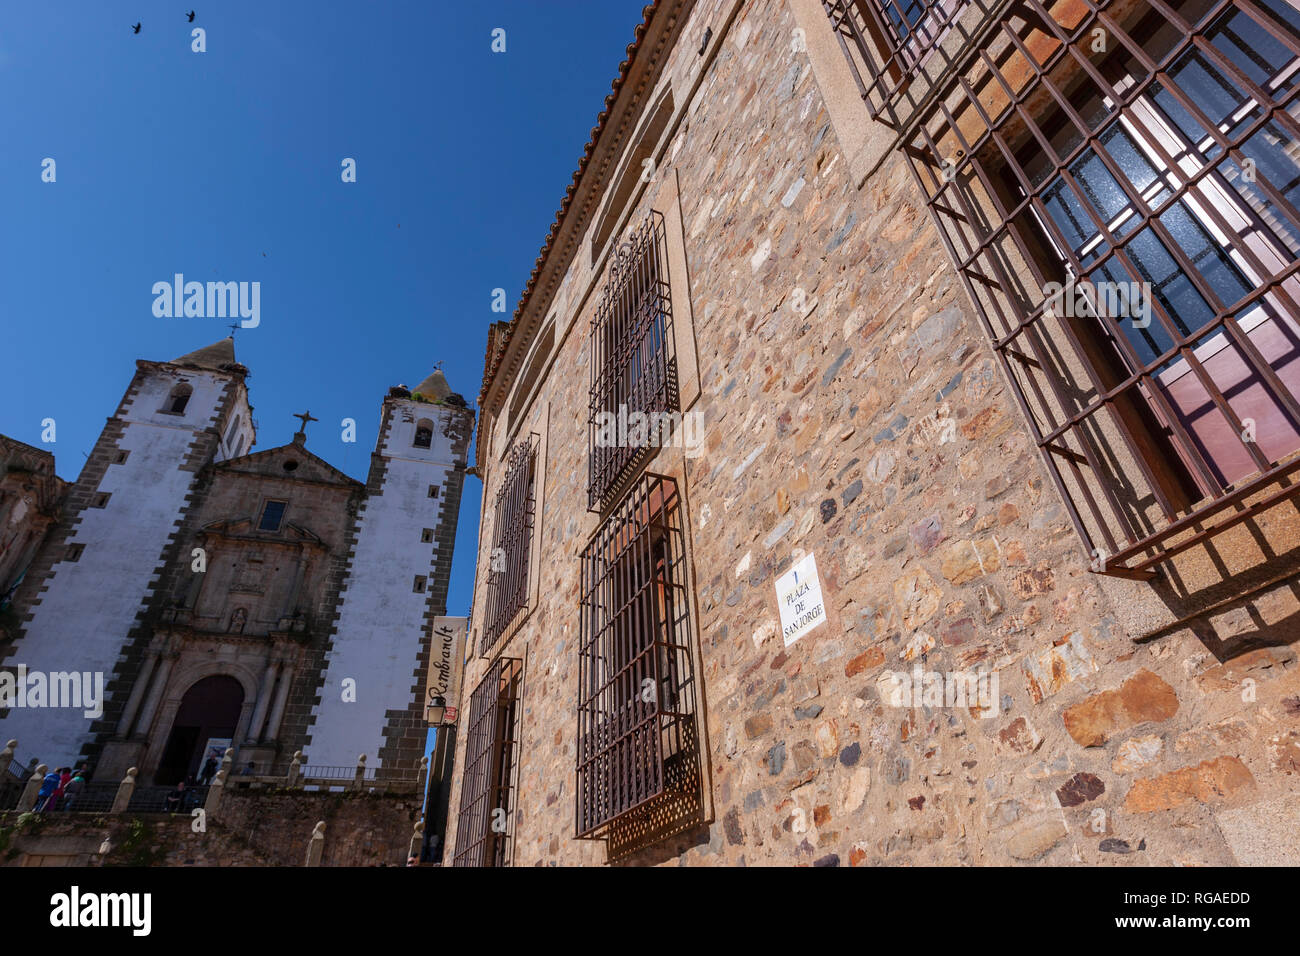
[
  {"x1": 900, "y1": 0, "x2": 1300, "y2": 577},
  {"x1": 257, "y1": 499, "x2": 288, "y2": 533},
  {"x1": 480, "y1": 435, "x2": 538, "y2": 655},
  {"x1": 451, "y1": 656, "x2": 523, "y2": 868},
  {"x1": 575, "y1": 472, "x2": 703, "y2": 852},
  {"x1": 587, "y1": 211, "x2": 680, "y2": 512}
]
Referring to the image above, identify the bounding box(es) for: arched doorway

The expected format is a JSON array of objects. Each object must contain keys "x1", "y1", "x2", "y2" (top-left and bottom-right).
[{"x1": 155, "y1": 675, "x2": 244, "y2": 784}]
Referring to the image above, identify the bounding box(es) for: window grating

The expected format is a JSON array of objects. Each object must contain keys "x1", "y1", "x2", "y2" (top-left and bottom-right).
[
  {"x1": 451, "y1": 656, "x2": 522, "y2": 868},
  {"x1": 576, "y1": 473, "x2": 702, "y2": 853},
  {"x1": 481, "y1": 436, "x2": 536, "y2": 654},
  {"x1": 823, "y1": 0, "x2": 1003, "y2": 128},
  {"x1": 894, "y1": 0, "x2": 1300, "y2": 578},
  {"x1": 588, "y1": 212, "x2": 679, "y2": 512}
]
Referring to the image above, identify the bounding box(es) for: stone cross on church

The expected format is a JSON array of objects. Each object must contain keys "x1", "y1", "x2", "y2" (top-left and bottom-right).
[{"x1": 292, "y1": 410, "x2": 318, "y2": 445}]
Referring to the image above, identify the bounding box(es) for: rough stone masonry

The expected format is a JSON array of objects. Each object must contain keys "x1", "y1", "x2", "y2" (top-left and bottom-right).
[{"x1": 448, "y1": 0, "x2": 1300, "y2": 866}]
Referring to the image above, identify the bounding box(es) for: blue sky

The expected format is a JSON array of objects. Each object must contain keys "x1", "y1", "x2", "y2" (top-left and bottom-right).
[{"x1": 0, "y1": 0, "x2": 648, "y2": 622}]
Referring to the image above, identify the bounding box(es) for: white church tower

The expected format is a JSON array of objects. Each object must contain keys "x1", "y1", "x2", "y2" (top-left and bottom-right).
[
  {"x1": 0, "y1": 338, "x2": 253, "y2": 768},
  {"x1": 303, "y1": 370, "x2": 472, "y2": 772}
]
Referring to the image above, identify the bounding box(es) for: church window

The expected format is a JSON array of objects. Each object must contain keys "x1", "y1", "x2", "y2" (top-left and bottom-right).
[
  {"x1": 414, "y1": 419, "x2": 434, "y2": 449},
  {"x1": 413, "y1": 575, "x2": 427, "y2": 594},
  {"x1": 65, "y1": 543, "x2": 84, "y2": 562},
  {"x1": 452, "y1": 655, "x2": 522, "y2": 867},
  {"x1": 588, "y1": 211, "x2": 678, "y2": 511},
  {"x1": 481, "y1": 436, "x2": 536, "y2": 655},
  {"x1": 576, "y1": 473, "x2": 703, "y2": 847},
  {"x1": 421, "y1": 528, "x2": 434, "y2": 543},
  {"x1": 91, "y1": 492, "x2": 110, "y2": 509},
  {"x1": 164, "y1": 384, "x2": 193, "y2": 415},
  {"x1": 427, "y1": 485, "x2": 440, "y2": 499},
  {"x1": 258, "y1": 500, "x2": 287, "y2": 532},
  {"x1": 114, "y1": 450, "x2": 129, "y2": 465},
  {"x1": 225, "y1": 414, "x2": 242, "y2": 447}
]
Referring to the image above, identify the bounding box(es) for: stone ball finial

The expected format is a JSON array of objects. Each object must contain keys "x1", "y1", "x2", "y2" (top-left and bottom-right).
[
  {"x1": 419, "y1": 755, "x2": 429, "y2": 767},
  {"x1": 293, "y1": 751, "x2": 304, "y2": 761},
  {"x1": 312, "y1": 821, "x2": 326, "y2": 837},
  {"x1": 3, "y1": 739, "x2": 16, "y2": 750},
  {"x1": 357, "y1": 754, "x2": 367, "y2": 765},
  {"x1": 125, "y1": 767, "x2": 138, "y2": 779}
]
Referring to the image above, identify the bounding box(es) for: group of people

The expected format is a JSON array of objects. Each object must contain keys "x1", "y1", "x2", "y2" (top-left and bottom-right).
[
  {"x1": 32, "y1": 764, "x2": 91, "y2": 812},
  {"x1": 28, "y1": 755, "x2": 258, "y2": 814}
]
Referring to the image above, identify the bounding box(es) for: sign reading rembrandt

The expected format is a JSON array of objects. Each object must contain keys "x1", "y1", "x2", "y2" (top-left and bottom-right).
[
  {"x1": 776, "y1": 552, "x2": 826, "y2": 647},
  {"x1": 425, "y1": 616, "x2": 467, "y2": 725}
]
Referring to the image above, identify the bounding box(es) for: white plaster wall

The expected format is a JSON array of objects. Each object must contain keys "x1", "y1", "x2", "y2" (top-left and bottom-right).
[
  {"x1": 0, "y1": 369, "x2": 229, "y2": 766},
  {"x1": 304, "y1": 401, "x2": 462, "y2": 768}
]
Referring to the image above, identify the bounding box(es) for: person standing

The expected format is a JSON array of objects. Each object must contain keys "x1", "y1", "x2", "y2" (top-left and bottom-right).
[
  {"x1": 199, "y1": 755, "x2": 219, "y2": 786},
  {"x1": 48, "y1": 767, "x2": 72, "y2": 810},
  {"x1": 62, "y1": 772, "x2": 86, "y2": 811},
  {"x1": 34, "y1": 768, "x2": 61, "y2": 812}
]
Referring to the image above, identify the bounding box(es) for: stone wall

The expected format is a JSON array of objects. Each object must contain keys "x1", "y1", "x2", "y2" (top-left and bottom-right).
[
  {"x1": 0, "y1": 788, "x2": 421, "y2": 867},
  {"x1": 448, "y1": 0, "x2": 1300, "y2": 867}
]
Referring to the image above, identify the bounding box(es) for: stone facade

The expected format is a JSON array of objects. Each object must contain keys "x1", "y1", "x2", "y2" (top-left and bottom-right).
[
  {"x1": 0, "y1": 436, "x2": 66, "y2": 614},
  {"x1": 449, "y1": 0, "x2": 1300, "y2": 866},
  {"x1": 0, "y1": 788, "x2": 422, "y2": 867}
]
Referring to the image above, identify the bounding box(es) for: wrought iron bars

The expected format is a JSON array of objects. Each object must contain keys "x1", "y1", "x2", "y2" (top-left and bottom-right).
[
  {"x1": 576, "y1": 473, "x2": 701, "y2": 846},
  {"x1": 902, "y1": 0, "x2": 1300, "y2": 576},
  {"x1": 451, "y1": 656, "x2": 522, "y2": 867},
  {"x1": 588, "y1": 212, "x2": 679, "y2": 512},
  {"x1": 481, "y1": 436, "x2": 536, "y2": 654}
]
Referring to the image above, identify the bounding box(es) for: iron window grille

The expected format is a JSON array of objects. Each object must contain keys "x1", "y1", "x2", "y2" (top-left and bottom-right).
[
  {"x1": 588, "y1": 211, "x2": 679, "y2": 512},
  {"x1": 898, "y1": 0, "x2": 1300, "y2": 578},
  {"x1": 576, "y1": 473, "x2": 702, "y2": 855},
  {"x1": 481, "y1": 436, "x2": 536, "y2": 655},
  {"x1": 823, "y1": 0, "x2": 1002, "y2": 128},
  {"x1": 451, "y1": 656, "x2": 522, "y2": 868}
]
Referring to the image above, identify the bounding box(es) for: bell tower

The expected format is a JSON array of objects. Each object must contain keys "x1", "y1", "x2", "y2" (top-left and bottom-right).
[
  {"x1": 0, "y1": 338, "x2": 253, "y2": 768},
  {"x1": 303, "y1": 369, "x2": 473, "y2": 772}
]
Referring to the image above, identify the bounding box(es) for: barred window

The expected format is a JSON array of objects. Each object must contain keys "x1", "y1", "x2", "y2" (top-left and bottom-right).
[
  {"x1": 588, "y1": 212, "x2": 679, "y2": 512},
  {"x1": 576, "y1": 473, "x2": 702, "y2": 857},
  {"x1": 823, "y1": 0, "x2": 995, "y2": 127},
  {"x1": 451, "y1": 656, "x2": 522, "y2": 868},
  {"x1": 902, "y1": 0, "x2": 1300, "y2": 578},
  {"x1": 481, "y1": 436, "x2": 536, "y2": 654}
]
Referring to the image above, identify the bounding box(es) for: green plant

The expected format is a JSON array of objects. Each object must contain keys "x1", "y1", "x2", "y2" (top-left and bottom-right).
[{"x1": 109, "y1": 818, "x2": 167, "y2": 868}]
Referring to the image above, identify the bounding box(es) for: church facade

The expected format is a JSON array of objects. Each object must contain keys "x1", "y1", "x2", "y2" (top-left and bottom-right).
[{"x1": 0, "y1": 338, "x2": 472, "y2": 785}]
